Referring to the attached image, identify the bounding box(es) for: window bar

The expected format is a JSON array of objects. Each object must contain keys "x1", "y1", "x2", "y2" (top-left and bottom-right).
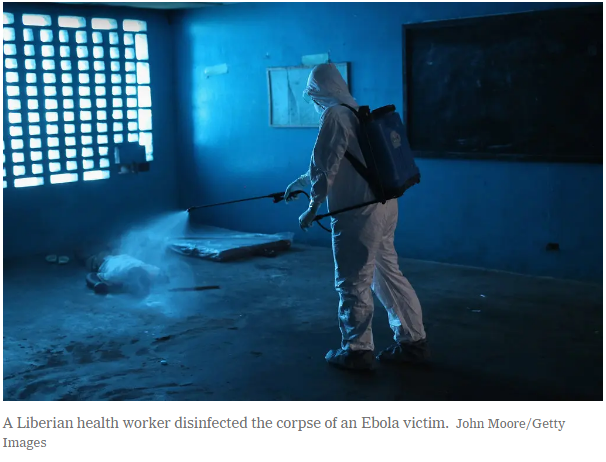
[
  {"x1": 16, "y1": 19, "x2": 29, "y2": 186},
  {"x1": 102, "y1": 26, "x2": 115, "y2": 172},
  {"x1": 120, "y1": 28, "x2": 128, "y2": 151},
  {"x1": 71, "y1": 26, "x2": 83, "y2": 181},
  {"x1": 3, "y1": 78, "x2": 15, "y2": 188},
  {"x1": 51, "y1": 20, "x2": 65, "y2": 184},
  {"x1": 3, "y1": 15, "x2": 16, "y2": 188},
  {"x1": 84, "y1": 19, "x2": 98, "y2": 176},
  {"x1": 30, "y1": 19, "x2": 45, "y2": 186}
]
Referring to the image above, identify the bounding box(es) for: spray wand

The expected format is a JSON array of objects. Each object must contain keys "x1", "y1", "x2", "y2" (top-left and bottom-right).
[
  {"x1": 186, "y1": 190, "x2": 386, "y2": 233},
  {"x1": 186, "y1": 191, "x2": 299, "y2": 212}
]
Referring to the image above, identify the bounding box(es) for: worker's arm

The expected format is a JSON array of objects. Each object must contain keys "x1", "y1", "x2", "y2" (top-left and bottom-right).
[
  {"x1": 309, "y1": 110, "x2": 349, "y2": 207},
  {"x1": 284, "y1": 171, "x2": 311, "y2": 202}
]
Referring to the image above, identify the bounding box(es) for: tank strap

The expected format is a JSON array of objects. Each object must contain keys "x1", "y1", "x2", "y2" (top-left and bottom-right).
[
  {"x1": 344, "y1": 151, "x2": 371, "y2": 182},
  {"x1": 341, "y1": 103, "x2": 357, "y2": 113},
  {"x1": 340, "y1": 104, "x2": 386, "y2": 202},
  {"x1": 340, "y1": 105, "x2": 372, "y2": 184},
  {"x1": 341, "y1": 103, "x2": 363, "y2": 121}
]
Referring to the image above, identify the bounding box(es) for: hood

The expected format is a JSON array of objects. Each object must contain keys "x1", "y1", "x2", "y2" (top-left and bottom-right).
[{"x1": 303, "y1": 63, "x2": 358, "y2": 112}]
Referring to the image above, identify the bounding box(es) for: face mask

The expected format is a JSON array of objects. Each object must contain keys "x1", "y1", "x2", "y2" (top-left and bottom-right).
[{"x1": 313, "y1": 102, "x2": 324, "y2": 114}]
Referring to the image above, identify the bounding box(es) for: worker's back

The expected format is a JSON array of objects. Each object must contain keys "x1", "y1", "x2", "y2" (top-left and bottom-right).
[{"x1": 320, "y1": 105, "x2": 377, "y2": 215}]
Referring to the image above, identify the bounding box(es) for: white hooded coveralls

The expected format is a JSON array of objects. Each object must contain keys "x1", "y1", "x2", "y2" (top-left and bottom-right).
[{"x1": 304, "y1": 63, "x2": 426, "y2": 351}]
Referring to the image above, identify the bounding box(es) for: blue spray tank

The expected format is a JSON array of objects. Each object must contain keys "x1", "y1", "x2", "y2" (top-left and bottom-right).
[{"x1": 342, "y1": 104, "x2": 420, "y2": 203}]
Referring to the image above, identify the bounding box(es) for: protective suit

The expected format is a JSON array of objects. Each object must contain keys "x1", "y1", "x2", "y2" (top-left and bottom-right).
[{"x1": 287, "y1": 63, "x2": 428, "y2": 371}]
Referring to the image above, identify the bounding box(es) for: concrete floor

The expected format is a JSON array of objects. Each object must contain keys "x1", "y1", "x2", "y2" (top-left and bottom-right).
[{"x1": 3, "y1": 244, "x2": 603, "y2": 401}]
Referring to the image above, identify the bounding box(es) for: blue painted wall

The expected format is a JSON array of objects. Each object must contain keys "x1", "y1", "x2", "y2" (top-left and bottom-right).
[
  {"x1": 180, "y1": 2, "x2": 599, "y2": 282},
  {"x1": 3, "y1": 3, "x2": 179, "y2": 259}
]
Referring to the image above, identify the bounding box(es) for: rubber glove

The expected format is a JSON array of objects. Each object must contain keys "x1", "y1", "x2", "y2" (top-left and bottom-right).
[
  {"x1": 299, "y1": 201, "x2": 321, "y2": 231},
  {"x1": 284, "y1": 172, "x2": 310, "y2": 203}
]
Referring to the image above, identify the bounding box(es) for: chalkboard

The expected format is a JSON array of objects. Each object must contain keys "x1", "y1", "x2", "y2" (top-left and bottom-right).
[
  {"x1": 267, "y1": 63, "x2": 349, "y2": 127},
  {"x1": 403, "y1": 5, "x2": 602, "y2": 163}
]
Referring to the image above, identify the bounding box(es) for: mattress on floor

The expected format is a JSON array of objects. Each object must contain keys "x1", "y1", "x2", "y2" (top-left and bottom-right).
[{"x1": 168, "y1": 226, "x2": 294, "y2": 262}]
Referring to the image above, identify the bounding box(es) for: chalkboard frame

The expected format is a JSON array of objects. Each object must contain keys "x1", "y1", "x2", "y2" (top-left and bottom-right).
[
  {"x1": 402, "y1": 6, "x2": 603, "y2": 164},
  {"x1": 267, "y1": 62, "x2": 350, "y2": 128}
]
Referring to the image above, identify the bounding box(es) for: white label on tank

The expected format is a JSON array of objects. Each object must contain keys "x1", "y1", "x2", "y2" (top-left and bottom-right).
[{"x1": 390, "y1": 131, "x2": 401, "y2": 149}]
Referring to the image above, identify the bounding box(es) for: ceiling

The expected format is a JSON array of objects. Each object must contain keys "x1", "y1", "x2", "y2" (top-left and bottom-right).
[{"x1": 51, "y1": 2, "x2": 227, "y2": 10}]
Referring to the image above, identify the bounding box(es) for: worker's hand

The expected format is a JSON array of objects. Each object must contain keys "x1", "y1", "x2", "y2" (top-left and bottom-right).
[
  {"x1": 285, "y1": 173, "x2": 310, "y2": 203},
  {"x1": 299, "y1": 202, "x2": 320, "y2": 231}
]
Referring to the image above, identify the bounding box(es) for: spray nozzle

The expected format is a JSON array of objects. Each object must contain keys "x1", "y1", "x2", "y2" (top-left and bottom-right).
[{"x1": 270, "y1": 192, "x2": 286, "y2": 203}]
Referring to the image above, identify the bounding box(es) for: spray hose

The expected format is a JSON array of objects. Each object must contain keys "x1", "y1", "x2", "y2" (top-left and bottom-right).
[{"x1": 187, "y1": 190, "x2": 384, "y2": 233}]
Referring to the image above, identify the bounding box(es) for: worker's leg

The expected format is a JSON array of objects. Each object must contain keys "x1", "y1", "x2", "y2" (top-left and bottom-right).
[
  {"x1": 325, "y1": 209, "x2": 382, "y2": 370},
  {"x1": 372, "y1": 201, "x2": 429, "y2": 363}
]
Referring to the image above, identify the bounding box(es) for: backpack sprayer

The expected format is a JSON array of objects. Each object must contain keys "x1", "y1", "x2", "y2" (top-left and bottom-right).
[{"x1": 187, "y1": 104, "x2": 421, "y2": 233}]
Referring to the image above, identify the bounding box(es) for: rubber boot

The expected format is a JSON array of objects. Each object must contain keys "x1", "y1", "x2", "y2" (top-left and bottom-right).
[
  {"x1": 325, "y1": 348, "x2": 377, "y2": 372},
  {"x1": 377, "y1": 339, "x2": 430, "y2": 364}
]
